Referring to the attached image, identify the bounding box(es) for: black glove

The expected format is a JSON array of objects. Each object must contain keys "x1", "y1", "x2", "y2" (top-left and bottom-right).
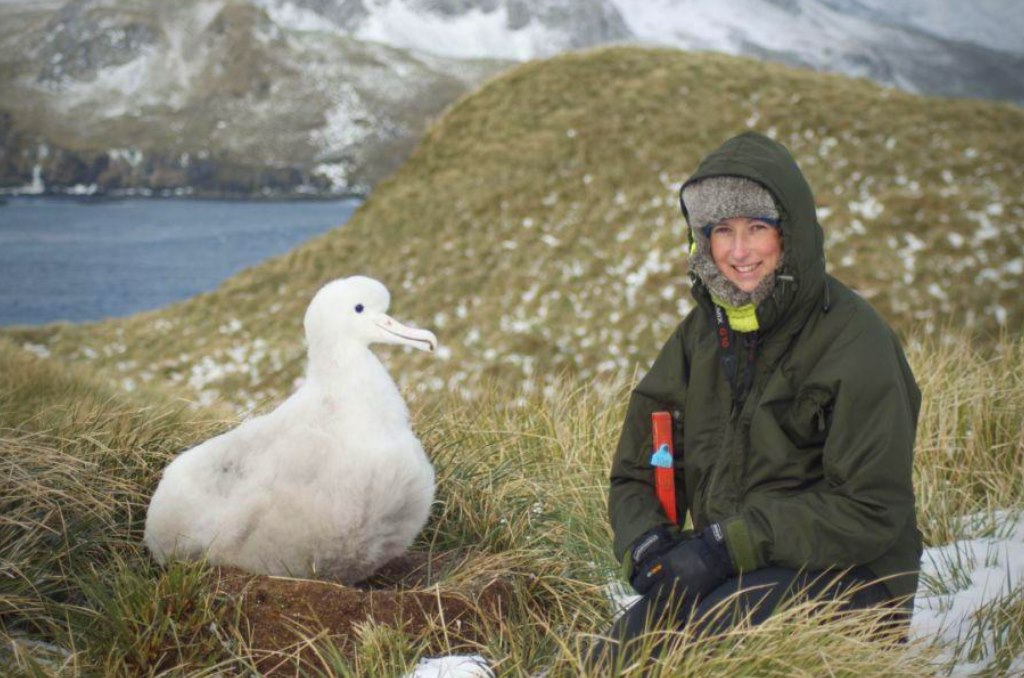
[
  {"x1": 624, "y1": 525, "x2": 680, "y2": 595},
  {"x1": 632, "y1": 523, "x2": 735, "y2": 600}
]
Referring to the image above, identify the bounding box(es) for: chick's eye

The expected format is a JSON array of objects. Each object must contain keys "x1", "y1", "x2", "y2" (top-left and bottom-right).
[{"x1": 355, "y1": 304, "x2": 364, "y2": 313}]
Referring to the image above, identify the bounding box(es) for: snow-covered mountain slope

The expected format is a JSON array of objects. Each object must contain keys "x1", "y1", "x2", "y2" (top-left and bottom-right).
[
  {"x1": 608, "y1": 0, "x2": 1024, "y2": 103},
  {"x1": 0, "y1": 0, "x2": 507, "y2": 195},
  {"x1": 256, "y1": 0, "x2": 631, "y2": 60},
  {"x1": 253, "y1": 0, "x2": 1024, "y2": 103},
  {"x1": 819, "y1": 0, "x2": 1024, "y2": 56}
]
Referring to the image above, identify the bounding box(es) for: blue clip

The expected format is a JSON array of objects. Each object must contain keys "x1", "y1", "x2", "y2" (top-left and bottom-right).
[{"x1": 650, "y1": 444, "x2": 673, "y2": 469}]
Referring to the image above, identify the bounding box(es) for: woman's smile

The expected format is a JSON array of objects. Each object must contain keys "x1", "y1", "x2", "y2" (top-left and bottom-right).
[{"x1": 709, "y1": 217, "x2": 782, "y2": 293}]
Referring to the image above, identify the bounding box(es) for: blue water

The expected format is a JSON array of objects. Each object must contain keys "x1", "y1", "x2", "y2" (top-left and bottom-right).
[{"x1": 0, "y1": 196, "x2": 361, "y2": 326}]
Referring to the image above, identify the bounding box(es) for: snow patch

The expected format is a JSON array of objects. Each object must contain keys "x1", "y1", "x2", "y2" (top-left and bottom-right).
[
  {"x1": 356, "y1": 2, "x2": 564, "y2": 60},
  {"x1": 254, "y1": 0, "x2": 338, "y2": 33},
  {"x1": 912, "y1": 511, "x2": 1024, "y2": 674},
  {"x1": 848, "y1": 194, "x2": 885, "y2": 220},
  {"x1": 309, "y1": 83, "x2": 375, "y2": 154},
  {"x1": 611, "y1": 0, "x2": 879, "y2": 59},
  {"x1": 21, "y1": 343, "x2": 51, "y2": 359},
  {"x1": 312, "y1": 162, "x2": 351, "y2": 192}
]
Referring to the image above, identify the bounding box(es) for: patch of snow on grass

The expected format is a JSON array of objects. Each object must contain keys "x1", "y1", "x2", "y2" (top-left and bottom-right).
[
  {"x1": 605, "y1": 579, "x2": 640, "y2": 615},
  {"x1": 21, "y1": 343, "x2": 50, "y2": 359},
  {"x1": 849, "y1": 194, "x2": 885, "y2": 220},
  {"x1": 911, "y1": 510, "x2": 1024, "y2": 675},
  {"x1": 969, "y1": 210, "x2": 1001, "y2": 242}
]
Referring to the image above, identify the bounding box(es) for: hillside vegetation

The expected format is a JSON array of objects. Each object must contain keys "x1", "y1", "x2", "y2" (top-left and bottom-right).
[
  {"x1": 2, "y1": 330, "x2": 1022, "y2": 674},
  {"x1": 8, "y1": 47, "x2": 1023, "y2": 412}
]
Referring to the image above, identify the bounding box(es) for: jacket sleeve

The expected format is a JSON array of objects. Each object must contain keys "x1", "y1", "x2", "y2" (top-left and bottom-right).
[
  {"x1": 609, "y1": 324, "x2": 689, "y2": 562},
  {"x1": 724, "y1": 323, "x2": 921, "y2": 574}
]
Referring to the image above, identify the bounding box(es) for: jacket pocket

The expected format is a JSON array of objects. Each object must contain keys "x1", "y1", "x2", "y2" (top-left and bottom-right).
[{"x1": 778, "y1": 385, "x2": 834, "y2": 449}]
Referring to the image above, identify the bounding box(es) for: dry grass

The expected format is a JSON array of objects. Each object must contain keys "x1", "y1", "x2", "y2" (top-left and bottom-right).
[
  {"x1": 908, "y1": 332, "x2": 1024, "y2": 546},
  {"x1": 2, "y1": 328, "x2": 1022, "y2": 675}
]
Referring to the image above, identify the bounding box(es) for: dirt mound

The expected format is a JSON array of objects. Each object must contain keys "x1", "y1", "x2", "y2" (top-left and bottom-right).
[{"x1": 214, "y1": 551, "x2": 511, "y2": 674}]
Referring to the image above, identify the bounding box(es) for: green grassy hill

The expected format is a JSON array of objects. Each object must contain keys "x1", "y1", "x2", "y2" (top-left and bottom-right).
[
  {"x1": 15, "y1": 332, "x2": 1000, "y2": 675},
  {"x1": 8, "y1": 47, "x2": 1024, "y2": 412}
]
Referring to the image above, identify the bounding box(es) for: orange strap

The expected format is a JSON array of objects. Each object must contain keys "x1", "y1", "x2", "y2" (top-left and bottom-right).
[{"x1": 651, "y1": 411, "x2": 678, "y2": 524}]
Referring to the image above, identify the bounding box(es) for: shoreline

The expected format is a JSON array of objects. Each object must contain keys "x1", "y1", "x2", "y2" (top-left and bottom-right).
[{"x1": 0, "y1": 189, "x2": 368, "y2": 203}]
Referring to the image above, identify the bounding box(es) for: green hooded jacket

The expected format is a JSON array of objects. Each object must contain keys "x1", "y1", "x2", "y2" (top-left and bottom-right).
[{"x1": 608, "y1": 132, "x2": 923, "y2": 603}]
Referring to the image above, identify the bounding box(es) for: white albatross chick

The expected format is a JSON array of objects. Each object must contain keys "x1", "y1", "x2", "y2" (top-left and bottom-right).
[{"x1": 143, "y1": 276, "x2": 438, "y2": 583}]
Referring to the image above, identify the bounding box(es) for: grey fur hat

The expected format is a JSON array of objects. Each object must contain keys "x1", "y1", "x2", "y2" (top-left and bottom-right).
[
  {"x1": 682, "y1": 176, "x2": 779, "y2": 232},
  {"x1": 682, "y1": 175, "x2": 782, "y2": 308}
]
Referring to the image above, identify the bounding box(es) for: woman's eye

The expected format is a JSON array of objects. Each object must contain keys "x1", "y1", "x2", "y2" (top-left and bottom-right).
[{"x1": 355, "y1": 304, "x2": 364, "y2": 313}]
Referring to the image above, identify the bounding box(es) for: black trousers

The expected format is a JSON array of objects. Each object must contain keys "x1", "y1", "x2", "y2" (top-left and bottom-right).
[{"x1": 587, "y1": 566, "x2": 897, "y2": 673}]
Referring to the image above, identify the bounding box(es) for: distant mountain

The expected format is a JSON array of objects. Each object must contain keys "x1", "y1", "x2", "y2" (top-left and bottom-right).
[
  {"x1": 609, "y1": 0, "x2": 1024, "y2": 104},
  {"x1": 817, "y1": 0, "x2": 1024, "y2": 56},
  {"x1": 260, "y1": 0, "x2": 633, "y2": 59},
  {"x1": 1, "y1": 0, "x2": 1021, "y2": 197},
  {"x1": 0, "y1": 0, "x2": 509, "y2": 196},
  {"x1": 253, "y1": 0, "x2": 1024, "y2": 103}
]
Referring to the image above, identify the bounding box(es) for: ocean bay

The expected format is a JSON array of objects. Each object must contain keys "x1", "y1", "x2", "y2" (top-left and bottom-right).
[{"x1": 0, "y1": 196, "x2": 360, "y2": 326}]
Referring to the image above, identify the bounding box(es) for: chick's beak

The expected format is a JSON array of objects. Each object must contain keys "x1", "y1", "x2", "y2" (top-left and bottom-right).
[{"x1": 374, "y1": 314, "x2": 437, "y2": 353}]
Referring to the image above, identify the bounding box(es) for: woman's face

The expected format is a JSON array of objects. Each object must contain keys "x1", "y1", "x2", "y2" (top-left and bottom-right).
[{"x1": 709, "y1": 217, "x2": 782, "y2": 293}]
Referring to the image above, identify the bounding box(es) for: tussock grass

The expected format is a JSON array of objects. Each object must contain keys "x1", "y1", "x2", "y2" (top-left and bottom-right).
[
  {"x1": 908, "y1": 333, "x2": 1024, "y2": 546},
  {"x1": 0, "y1": 338, "x2": 234, "y2": 675},
  {"x1": 3, "y1": 329, "x2": 1022, "y2": 675},
  {"x1": 578, "y1": 600, "x2": 933, "y2": 677},
  {"x1": 955, "y1": 583, "x2": 1024, "y2": 677}
]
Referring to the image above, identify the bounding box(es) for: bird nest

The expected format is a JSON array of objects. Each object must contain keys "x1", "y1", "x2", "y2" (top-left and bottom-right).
[{"x1": 213, "y1": 550, "x2": 513, "y2": 674}]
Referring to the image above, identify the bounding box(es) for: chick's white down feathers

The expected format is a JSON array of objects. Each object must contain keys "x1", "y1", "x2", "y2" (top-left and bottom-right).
[{"x1": 144, "y1": 276, "x2": 438, "y2": 583}]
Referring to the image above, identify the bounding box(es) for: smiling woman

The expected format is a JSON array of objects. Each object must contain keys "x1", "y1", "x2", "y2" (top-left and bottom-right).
[
  {"x1": 594, "y1": 131, "x2": 922, "y2": 670},
  {"x1": 684, "y1": 175, "x2": 784, "y2": 313},
  {"x1": 708, "y1": 217, "x2": 782, "y2": 293},
  {"x1": 0, "y1": 196, "x2": 361, "y2": 326}
]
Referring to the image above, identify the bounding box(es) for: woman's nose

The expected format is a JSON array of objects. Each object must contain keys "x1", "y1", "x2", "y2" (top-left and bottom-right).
[{"x1": 731, "y1": 232, "x2": 750, "y2": 258}]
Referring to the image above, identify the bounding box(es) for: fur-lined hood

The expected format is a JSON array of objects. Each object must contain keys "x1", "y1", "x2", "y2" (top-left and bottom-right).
[{"x1": 679, "y1": 132, "x2": 827, "y2": 335}]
